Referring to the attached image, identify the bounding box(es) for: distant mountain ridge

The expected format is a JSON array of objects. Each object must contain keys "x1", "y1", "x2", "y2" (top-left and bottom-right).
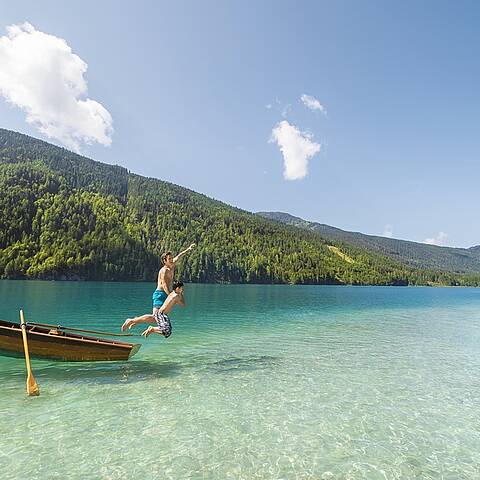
[
  {"x1": 0, "y1": 127, "x2": 479, "y2": 286},
  {"x1": 257, "y1": 211, "x2": 480, "y2": 274}
]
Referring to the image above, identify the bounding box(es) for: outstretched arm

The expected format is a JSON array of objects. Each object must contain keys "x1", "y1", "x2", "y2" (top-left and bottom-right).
[{"x1": 173, "y1": 243, "x2": 196, "y2": 264}]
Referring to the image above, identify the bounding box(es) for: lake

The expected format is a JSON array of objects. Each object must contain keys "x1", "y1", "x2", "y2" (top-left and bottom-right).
[{"x1": 1, "y1": 281, "x2": 480, "y2": 479}]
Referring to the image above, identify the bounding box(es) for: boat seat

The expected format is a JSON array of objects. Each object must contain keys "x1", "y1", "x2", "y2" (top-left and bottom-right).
[{"x1": 48, "y1": 329, "x2": 64, "y2": 336}]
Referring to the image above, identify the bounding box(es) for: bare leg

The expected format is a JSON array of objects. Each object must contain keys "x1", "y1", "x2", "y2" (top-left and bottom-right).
[
  {"x1": 121, "y1": 313, "x2": 156, "y2": 331},
  {"x1": 142, "y1": 326, "x2": 164, "y2": 338}
]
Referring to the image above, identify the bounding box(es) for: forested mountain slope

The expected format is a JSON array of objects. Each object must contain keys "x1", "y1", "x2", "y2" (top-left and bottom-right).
[
  {"x1": 257, "y1": 211, "x2": 480, "y2": 274},
  {"x1": 1, "y1": 128, "x2": 478, "y2": 286}
]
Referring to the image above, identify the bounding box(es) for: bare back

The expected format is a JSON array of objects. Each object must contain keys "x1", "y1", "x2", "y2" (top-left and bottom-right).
[{"x1": 159, "y1": 292, "x2": 182, "y2": 314}]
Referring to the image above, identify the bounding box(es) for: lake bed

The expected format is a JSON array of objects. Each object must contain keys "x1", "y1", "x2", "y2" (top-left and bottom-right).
[{"x1": 1, "y1": 281, "x2": 480, "y2": 479}]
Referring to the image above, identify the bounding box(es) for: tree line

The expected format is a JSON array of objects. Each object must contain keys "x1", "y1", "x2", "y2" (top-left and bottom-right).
[{"x1": 1, "y1": 128, "x2": 479, "y2": 286}]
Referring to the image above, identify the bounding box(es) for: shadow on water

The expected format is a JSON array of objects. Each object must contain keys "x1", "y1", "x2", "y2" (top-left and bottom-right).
[
  {"x1": 0, "y1": 360, "x2": 183, "y2": 386},
  {"x1": 206, "y1": 355, "x2": 280, "y2": 374},
  {"x1": 0, "y1": 354, "x2": 281, "y2": 387}
]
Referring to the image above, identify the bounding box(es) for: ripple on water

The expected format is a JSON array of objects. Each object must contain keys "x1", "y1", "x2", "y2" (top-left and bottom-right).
[{"x1": 2, "y1": 284, "x2": 480, "y2": 478}]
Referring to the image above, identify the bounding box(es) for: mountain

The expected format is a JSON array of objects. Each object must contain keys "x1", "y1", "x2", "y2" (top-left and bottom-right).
[
  {"x1": 0, "y1": 128, "x2": 479, "y2": 286},
  {"x1": 257, "y1": 211, "x2": 480, "y2": 274}
]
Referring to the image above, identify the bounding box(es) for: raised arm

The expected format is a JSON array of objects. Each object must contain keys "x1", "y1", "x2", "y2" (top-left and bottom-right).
[{"x1": 173, "y1": 243, "x2": 196, "y2": 264}]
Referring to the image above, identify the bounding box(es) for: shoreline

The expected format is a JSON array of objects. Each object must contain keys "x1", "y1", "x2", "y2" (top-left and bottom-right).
[{"x1": 0, "y1": 278, "x2": 477, "y2": 288}]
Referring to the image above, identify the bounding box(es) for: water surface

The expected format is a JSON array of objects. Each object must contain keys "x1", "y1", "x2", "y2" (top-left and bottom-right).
[{"x1": 1, "y1": 281, "x2": 480, "y2": 479}]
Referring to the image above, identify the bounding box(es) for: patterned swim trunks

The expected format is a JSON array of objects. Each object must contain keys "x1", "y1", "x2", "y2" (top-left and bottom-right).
[{"x1": 153, "y1": 308, "x2": 172, "y2": 338}]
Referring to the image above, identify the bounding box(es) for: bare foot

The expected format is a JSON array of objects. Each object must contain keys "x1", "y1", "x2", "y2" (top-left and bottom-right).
[
  {"x1": 142, "y1": 326, "x2": 154, "y2": 338},
  {"x1": 121, "y1": 318, "x2": 134, "y2": 332}
]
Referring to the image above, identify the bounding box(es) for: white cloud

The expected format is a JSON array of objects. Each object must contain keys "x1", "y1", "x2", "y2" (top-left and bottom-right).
[
  {"x1": 301, "y1": 94, "x2": 327, "y2": 115},
  {"x1": 281, "y1": 104, "x2": 291, "y2": 118},
  {"x1": 424, "y1": 232, "x2": 448, "y2": 246},
  {"x1": 383, "y1": 224, "x2": 393, "y2": 238},
  {"x1": 269, "y1": 120, "x2": 321, "y2": 180},
  {"x1": 0, "y1": 22, "x2": 113, "y2": 152}
]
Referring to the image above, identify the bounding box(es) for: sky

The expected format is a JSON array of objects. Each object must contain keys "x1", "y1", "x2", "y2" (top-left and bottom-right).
[{"x1": 0, "y1": 1, "x2": 479, "y2": 247}]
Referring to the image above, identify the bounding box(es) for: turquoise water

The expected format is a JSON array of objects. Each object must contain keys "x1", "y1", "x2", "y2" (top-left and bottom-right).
[{"x1": 1, "y1": 281, "x2": 480, "y2": 479}]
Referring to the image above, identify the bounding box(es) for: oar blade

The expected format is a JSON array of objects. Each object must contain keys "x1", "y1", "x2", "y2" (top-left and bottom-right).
[{"x1": 27, "y1": 374, "x2": 40, "y2": 396}]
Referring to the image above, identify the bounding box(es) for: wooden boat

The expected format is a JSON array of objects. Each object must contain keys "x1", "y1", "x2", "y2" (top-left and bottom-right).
[{"x1": 0, "y1": 319, "x2": 141, "y2": 362}]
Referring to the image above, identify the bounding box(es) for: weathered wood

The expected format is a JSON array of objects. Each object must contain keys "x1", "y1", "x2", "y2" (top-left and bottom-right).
[{"x1": 0, "y1": 319, "x2": 141, "y2": 362}]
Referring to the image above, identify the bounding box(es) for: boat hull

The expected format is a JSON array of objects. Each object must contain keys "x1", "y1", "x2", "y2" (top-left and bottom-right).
[{"x1": 0, "y1": 320, "x2": 141, "y2": 362}]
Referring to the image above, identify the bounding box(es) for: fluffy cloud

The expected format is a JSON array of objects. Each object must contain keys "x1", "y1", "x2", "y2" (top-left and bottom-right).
[
  {"x1": 269, "y1": 120, "x2": 321, "y2": 180},
  {"x1": 301, "y1": 94, "x2": 327, "y2": 115},
  {"x1": 0, "y1": 22, "x2": 113, "y2": 152},
  {"x1": 383, "y1": 224, "x2": 393, "y2": 238},
  {"x1": 424, "y1": 232, "x2": 448, "y2": 246}
]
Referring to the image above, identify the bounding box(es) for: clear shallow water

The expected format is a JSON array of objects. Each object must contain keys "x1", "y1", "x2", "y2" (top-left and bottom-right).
[{"x1": 1, "y1": 282, "x2": 480, "y2": 479}]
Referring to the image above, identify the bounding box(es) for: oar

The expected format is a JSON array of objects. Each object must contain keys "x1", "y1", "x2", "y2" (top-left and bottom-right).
[
  {"x1": 19, "y1": 310, "x2": 40, "y2": 396},
  {"x1": 28, "y1": 321, "x2": 141, "y2": 337}
]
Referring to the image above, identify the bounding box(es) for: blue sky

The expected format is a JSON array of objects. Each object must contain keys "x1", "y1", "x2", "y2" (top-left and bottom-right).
[{"x1": 1, "y1": 1, "x2": 479, "y2": 247}]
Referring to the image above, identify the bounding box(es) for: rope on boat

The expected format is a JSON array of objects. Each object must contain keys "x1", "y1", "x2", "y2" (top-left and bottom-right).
[{"x1": 28, "y1": 322, "x2": 142, "y2": 338}]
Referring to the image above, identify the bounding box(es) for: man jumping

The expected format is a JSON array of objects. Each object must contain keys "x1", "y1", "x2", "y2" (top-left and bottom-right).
[
  {"x1": 121, "y1": 281, "x2": 186, "y2": 338},
  {"x1": 121, "y1": 243, "x2": 195, "y2": 332},
  {"x1": 142, "y1": 282, "x2": 186, "y2": 338}
]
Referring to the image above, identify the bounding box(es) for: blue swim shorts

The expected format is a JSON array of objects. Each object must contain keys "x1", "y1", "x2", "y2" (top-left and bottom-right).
[{"x1": 152, "y1": 289, "x2": 168, "y2": 307}]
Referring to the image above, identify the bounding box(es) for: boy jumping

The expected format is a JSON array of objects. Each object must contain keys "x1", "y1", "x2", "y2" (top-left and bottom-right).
[
  {"x1": 121, "y1": 243, "x2": 195, "y2": 332},
  {"x1": 122, "y1": 281, "x2": 186, "y2": 338}
]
